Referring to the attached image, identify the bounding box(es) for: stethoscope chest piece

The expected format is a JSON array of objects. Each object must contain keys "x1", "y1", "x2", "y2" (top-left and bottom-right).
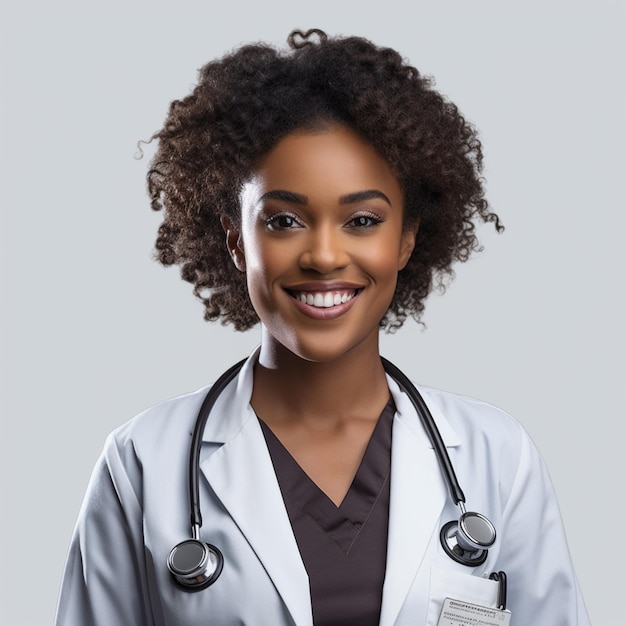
[
  {"x1": 168, "y1": 539, "x2": 224, "y2": 591},
  {"x1": 440, "y1": 511, "x2": 496, "y2": 567}
]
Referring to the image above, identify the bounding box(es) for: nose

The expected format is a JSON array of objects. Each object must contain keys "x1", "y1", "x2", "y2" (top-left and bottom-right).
[{"x1": 298, "y1": 225, "x2": 350, "y2": 274}]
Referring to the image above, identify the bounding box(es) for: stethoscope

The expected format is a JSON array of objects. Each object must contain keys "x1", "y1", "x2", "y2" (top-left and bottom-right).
[{"x1": 167, "y1": 358, "x2": 498, "y2": 591}]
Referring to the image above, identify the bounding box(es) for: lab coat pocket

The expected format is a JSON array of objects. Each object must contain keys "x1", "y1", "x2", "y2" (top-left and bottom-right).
[{"x1": 425, "y1": 567, "x2": 500, "y2": 626}]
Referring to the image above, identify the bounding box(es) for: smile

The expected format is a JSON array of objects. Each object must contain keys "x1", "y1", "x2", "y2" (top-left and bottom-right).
[{"x1": 289, "y1": 289, "x2": 358, "y2": 308}]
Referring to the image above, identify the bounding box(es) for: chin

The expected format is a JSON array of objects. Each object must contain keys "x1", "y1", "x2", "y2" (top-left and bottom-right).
[{"x1": 264, "y1": 325, "x2": 380, "y2": 366}]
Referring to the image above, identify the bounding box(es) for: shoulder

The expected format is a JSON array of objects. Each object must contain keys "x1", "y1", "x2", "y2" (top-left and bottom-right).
[
  {"x1": 103, "y1": 385, "x2": 211, "y2": 465},
  {"x1": 413, "y1": 384, "x2": 543, "y2": 501},
  {"x1": 418, "y1": 384, "x2": 525, "y2": 443},
  {"x1": 388, "y1": 372, "x2": 533, "y2": 461}
]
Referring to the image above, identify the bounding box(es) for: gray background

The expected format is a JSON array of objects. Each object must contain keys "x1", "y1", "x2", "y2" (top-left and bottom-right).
[{"x1": 2, "y1": 1, "x2": 624, "y2": 624}]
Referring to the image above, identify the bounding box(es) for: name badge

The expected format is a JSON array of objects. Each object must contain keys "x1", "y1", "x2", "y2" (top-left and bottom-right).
[{"x1": 437, "y1": 598, "x2": 511, "y2": 625}]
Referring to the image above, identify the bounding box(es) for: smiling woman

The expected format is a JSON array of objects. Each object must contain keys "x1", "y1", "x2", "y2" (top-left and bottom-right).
[
  {"x1": 146, "y1": 28, "x2": 501, "y2": 334},
  {"x1": 54, "y1": 29, "x2": 590, "y2": 626}
]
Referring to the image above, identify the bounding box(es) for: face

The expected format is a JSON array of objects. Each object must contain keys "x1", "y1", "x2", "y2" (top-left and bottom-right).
[{"x1": 225, "y1": 125, "x2": 417, "y2": 364}]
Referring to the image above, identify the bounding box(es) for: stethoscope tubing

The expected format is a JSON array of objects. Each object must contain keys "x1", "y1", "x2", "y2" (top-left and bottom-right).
[
  {"x1": 189, "y1": 356, "x2": 465, "y2": 531},
  {"x1": 173, "y1": 355, "x2": 498, "y2": 589},
  {"x1": 188, "y1": 358, "x2": 247, "y2": 531},
  {"x1": 380, "y1": 358, "x2": 466, "y2": 506}
]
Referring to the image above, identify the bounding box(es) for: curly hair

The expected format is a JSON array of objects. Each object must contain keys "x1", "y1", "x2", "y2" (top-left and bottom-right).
[{"x1": 147, "y1": 28, "x2": 503, "y2": 331}]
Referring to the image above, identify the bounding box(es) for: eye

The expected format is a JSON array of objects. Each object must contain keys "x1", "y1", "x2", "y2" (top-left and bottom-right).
[
  {"x1": 346, "y1": 213, "x2": 383, "y2": 229},
  {"x1": 265, "y1": 212, "x2": 302, "y2": 231}
]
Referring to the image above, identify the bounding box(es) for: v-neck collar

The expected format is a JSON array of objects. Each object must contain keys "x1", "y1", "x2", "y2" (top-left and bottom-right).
[{"x1": 259, "y1": 398, "x2": 394, "y2": 554}]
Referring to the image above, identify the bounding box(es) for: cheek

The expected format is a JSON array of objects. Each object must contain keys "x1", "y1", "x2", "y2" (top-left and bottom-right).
[
  {"x1": 244, "y1": 239, "x2": 287, "y2": 277},
  {"x1": 243, "y1": 240, "x2": 293, "y2": 316},
  {"x1": 365, "y1": 235, "x2": 406, "y2": 276}
]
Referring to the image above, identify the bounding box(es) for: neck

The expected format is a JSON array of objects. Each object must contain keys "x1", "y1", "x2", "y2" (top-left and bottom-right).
[{"x1": 251, "y1": 331, "x2": 390, "y2": 426}]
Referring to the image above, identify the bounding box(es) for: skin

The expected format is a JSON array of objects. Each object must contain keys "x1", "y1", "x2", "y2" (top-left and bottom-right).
[{"x1": 224, "y1": 124, "x2": 417, "y2": 505}]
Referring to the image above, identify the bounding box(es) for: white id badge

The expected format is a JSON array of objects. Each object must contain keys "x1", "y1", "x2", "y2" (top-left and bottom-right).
[{"x1": 437, "y1": 598, "x2": 511, "y2": 625}]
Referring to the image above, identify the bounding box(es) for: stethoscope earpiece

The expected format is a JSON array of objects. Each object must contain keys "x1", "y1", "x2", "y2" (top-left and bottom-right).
[
  {"x1": 440, "y1": 510, "x2": 496, "y2": 567},
  {"x1": 168, "y1": 539, "x2": 224, "y2": 591}
]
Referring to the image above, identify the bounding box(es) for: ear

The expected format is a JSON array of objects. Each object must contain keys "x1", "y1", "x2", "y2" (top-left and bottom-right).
[
  {"x1": 398, "y1": 221, "x2": 418, "y2": 270},
  {"x1": 220, "y1": 216, "x2": 246, "y2": 272}
]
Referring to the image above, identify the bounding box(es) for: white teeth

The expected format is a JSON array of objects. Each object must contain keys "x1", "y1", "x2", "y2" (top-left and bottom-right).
[{"x1": 294, "y1": 290, "x2": 356, "y2": 308}]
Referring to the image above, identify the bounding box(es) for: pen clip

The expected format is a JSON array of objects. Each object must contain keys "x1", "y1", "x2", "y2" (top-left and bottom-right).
[{"x1": 489, "y1": 570, "x2": 507, "y2": 611}]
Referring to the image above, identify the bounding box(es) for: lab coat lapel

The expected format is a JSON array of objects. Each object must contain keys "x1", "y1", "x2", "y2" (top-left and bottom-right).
[
  {"x1": 199, "y1": 353, "x2": 313, "y2": 626},
  {"x1": 379, "y1": 377, "x2": 460, "y2": 626}
]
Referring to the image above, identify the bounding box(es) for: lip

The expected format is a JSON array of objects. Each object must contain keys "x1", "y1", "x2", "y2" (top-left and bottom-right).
[
  {"x1": 285, "y1": 281, "x2": 365, "y2": 291},
  {"x1": 284, "y1": 282, "x2": 364, "y2": 321}
]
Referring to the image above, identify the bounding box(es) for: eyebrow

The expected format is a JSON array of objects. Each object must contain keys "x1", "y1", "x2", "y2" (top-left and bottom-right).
[
  {"x1": 258, "y1": 190, "x2": 308, "y2": 205},
  {"x1": 339, "y1": 190, "x2": 391, "y2": 206},
  {"x1": 258, "y1": 189, "x2": 392, "y2": 206}
]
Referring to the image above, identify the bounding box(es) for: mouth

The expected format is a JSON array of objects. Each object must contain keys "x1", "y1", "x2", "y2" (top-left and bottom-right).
[{"x1": 287, "y1": 289, "x2": 360, "y2": 308}]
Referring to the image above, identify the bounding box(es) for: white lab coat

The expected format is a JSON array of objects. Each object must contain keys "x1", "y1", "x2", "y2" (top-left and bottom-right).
[{"x1": 55, "y1": 350, "x2": 590, "y2": 625}]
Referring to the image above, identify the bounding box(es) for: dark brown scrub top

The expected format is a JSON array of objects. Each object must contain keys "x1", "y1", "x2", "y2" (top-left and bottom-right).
[{"x1": 259, "y1": 399, "x2": 395, "y2": 626}]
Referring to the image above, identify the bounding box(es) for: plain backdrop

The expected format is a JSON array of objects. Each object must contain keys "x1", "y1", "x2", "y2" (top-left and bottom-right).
[{"x1": 1, "y1": 1, "x2": 624, "y2": 624}]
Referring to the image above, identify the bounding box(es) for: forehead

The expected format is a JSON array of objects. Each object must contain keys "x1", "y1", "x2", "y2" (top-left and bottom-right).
[{"x1": 249, "y1": 125, "x2": 402, "y2": 199}]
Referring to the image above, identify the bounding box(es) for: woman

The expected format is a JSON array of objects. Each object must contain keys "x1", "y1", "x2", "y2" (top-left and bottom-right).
[{"x1": 55, "y1": 29, "x2": 590, "y2": 625}]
